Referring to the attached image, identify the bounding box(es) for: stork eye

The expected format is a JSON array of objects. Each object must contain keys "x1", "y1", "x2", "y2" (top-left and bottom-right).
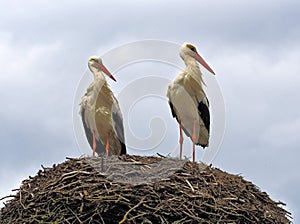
[{"x1": 190, "y1": 47, "x2": 196, "y2": 52}]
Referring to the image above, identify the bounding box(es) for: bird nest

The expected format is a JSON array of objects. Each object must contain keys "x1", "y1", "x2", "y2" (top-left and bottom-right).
[{"x1": 0, "y1": 155, "x2": 292, "y2": 223}]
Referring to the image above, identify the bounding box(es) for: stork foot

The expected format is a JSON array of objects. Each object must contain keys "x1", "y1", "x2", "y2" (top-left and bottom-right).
[
  {"x1": 105, "y1": 133, "x2": 110, "y2": 156},
  {"x1": 179, "y1": 122, "x2": 183, "y2": 160},
  {"x1": 92, "y1": 131, "x2": 96, "y2": 157}
]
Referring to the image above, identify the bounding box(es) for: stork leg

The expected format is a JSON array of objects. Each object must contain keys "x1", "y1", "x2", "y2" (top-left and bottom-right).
[
  {"x1": 105, "y1": 133, "x2": 110, "y2": 156},
  {"x1": 192, "y1": 119, "x2": 197, "y2": 162},
  {"x1": 92, "y1": 131, "x2": 96, "y2": 157},
  {"x1": 179, "y1": 122, "x2": 183, "y2": 160}
]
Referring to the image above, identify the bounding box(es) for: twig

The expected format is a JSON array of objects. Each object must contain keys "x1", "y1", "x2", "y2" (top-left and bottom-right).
[
  {"x1": 185, "y1": 179, "x2": 195, "y2": 192},
  {"x1": 119, "y1": 197, "x2": 145, "y2": 224},
  {"x1": 19, "y1": 191, "x2": 26, "y2": 210},
  {"x1": 0, "y1": 195, "x2": 16, "y2": 201}
]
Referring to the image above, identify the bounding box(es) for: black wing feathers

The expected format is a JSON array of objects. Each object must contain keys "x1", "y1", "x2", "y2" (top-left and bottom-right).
[
  {"x1": 198, "y1": 100, "x2": 210, "y2": 132},
  {"x1": 112, "y1": 111, "x2": 127, "y2": 155},
  {"x1": 169, "y1": 101, "x2": 178, "y2": 120}
]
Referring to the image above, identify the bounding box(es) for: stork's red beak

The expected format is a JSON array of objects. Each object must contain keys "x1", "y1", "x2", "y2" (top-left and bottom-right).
[
  {"x1": 193, "y1": 53, "x2": 215, "y2": 75},
  {"x1": 99, "y1": 64, "x2": 117, "y2": 82}
]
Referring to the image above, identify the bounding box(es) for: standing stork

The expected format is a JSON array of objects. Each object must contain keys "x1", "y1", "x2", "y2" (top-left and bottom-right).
[
  {"x1": 167, "y1": 43, "x2": 215, "y2": 162},
  {"x1": 80, "y1": 56, "x2": 126, "y2": 157}
]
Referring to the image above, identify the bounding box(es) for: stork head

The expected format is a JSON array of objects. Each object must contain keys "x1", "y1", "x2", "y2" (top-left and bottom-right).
[
  {"x1": 88, "y1": 56, "x2": 116, "y2": 81},
  {"x1": 180, "y1": 43, "x2": 215, "y2": 75}
]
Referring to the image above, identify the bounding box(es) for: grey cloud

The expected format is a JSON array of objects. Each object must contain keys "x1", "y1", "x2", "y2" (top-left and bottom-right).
[{"x1": 1, "y1": 1, "x2": 299, "y2": 49}]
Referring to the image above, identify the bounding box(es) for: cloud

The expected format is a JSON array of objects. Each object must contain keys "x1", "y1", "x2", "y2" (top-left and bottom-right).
[
  {"x1": 0, "y1": 33, "x2": 61, "y2": 81},
  {"x1": 0, "y1": 32, "x2": 79, "y2": 171},
  {"x1": 261, "y1": 117, "x2": 300, "y2": 149}
]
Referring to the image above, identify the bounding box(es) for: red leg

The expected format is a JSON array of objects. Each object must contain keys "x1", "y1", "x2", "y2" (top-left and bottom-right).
[
  {"x1": 105, "y1": 133, "x2": 110, "y2": 156},
  {"x1": 192, "y1": 119, "x2": 197, "y2": 162},
  {"x1": 179, "y1": 122, "x2": 183, "y2": 160},
  {"x1": 92, "y1": 131, "x2": 96, "y2": 157}
]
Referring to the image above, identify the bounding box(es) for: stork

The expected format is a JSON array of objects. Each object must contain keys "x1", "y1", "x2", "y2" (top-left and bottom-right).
[
  {"x1": 167, "y1": 43, "x2": 215, "y2": 162},
  {"x1": 80, "y1": 56, "x2": 126, "y2": 157}
]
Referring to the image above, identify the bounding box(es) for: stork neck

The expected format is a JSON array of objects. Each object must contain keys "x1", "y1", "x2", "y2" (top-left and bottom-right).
[
  {"x1": 90, "y1": 68, "x2": 105, "y2": 81},
  {"x1": 184, "y1": 56, "x2": 205, "y2": 85}
]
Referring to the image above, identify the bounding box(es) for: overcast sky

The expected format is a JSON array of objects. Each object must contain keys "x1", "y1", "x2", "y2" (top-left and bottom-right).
[{"x1": 0, "y1": 0, "x2": 299, "y2": 222}]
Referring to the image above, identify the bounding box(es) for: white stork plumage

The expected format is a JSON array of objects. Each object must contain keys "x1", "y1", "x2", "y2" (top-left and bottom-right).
[
  {"x1": 167, "y1": 43, "x2": 215, "y2": 162},
  {"x1": 80, "y1": 56, "x2": 126, "y2": 157}
]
